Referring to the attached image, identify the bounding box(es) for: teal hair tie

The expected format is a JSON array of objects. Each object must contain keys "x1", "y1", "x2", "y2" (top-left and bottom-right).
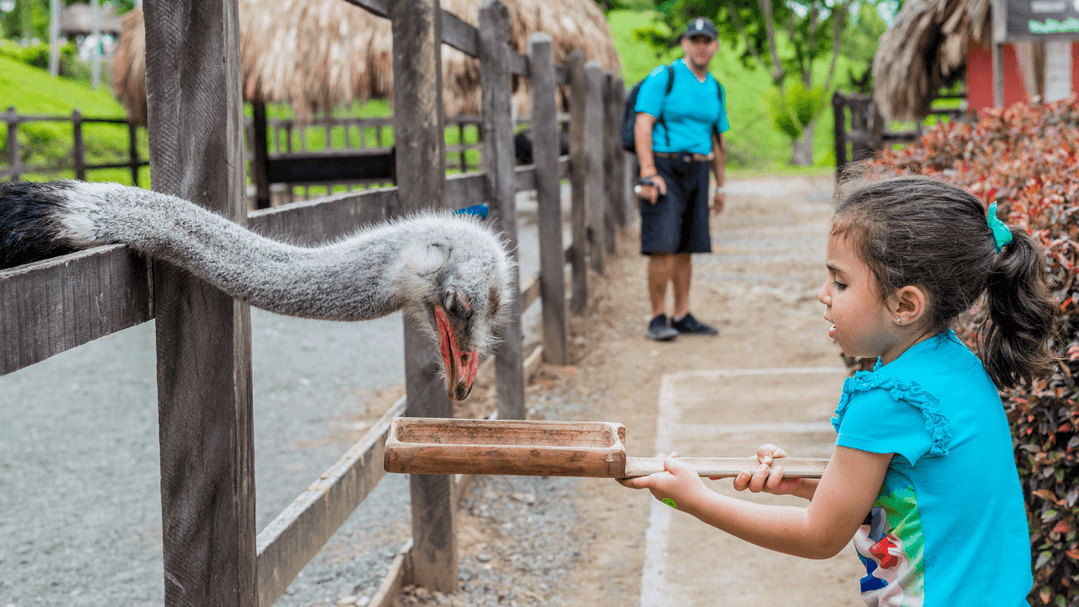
[
  {"x1": 987, "y1": 202, "x2": 1013, "y2": 253},
  {"x1": 454, "y1": 204, "x2": 489, "y2": 219}
]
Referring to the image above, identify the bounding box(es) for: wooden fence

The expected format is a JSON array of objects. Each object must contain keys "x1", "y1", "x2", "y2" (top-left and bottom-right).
[
  {"x1": 0, "y1": 106, "x2": 535, "y2": 204},
  {"x1": 0, "y1": 0, "x2": 631, "y2": 605},
  {"x1": 832, "y1": 91, "x2": 968, "y2": 176},
  {"x1": 0, "y1": 106, "x2": 147, "y2": 183}
]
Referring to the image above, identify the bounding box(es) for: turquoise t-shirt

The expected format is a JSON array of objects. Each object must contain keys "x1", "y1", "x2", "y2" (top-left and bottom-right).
[
  {"x1": 633, "y1": 59, "x2": 729, "y2": 156},
  {"x1": 832, "y1": 330, "x2": 1032, "y2": 607}
]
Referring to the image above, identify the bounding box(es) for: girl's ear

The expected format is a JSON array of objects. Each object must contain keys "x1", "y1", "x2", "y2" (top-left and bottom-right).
[{"x1": 888, "y1": 285, "x2": 928, "y2": 327}]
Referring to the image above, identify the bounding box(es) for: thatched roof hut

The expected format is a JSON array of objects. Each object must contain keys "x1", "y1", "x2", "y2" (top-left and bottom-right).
[
  {"x1": 111, "y1": 0, "x2": 621, "y2": 125},
  {"x1": 872, "y1": 0, "x2": 989, "y2": 120}
]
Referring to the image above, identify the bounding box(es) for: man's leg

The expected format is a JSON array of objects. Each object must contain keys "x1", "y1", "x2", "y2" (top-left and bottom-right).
[
  {"x1": 648, "y1": 253, "x2": 674, "y2": 318},
  {"x1": 671, "y1": 254, "x2": 692, "y2": 319},
  {"x1": 645, "y1": 253, "x2": 679, "y2": 341}
]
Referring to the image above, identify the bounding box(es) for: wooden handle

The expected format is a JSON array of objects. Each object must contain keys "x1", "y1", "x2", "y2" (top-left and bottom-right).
[{"x1": 622, "y1": 457, "x2": 829, "y2": 479}]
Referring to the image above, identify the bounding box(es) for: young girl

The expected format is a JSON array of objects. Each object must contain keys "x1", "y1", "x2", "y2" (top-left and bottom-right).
[{"x1": 620, "y1": 175, "x2": 1058, "y2": 605}]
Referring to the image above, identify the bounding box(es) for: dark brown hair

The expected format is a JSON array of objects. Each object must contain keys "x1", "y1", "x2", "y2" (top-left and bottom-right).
[{"x1": 832, "y1": 175, "x2": 1057, "y2": 389}]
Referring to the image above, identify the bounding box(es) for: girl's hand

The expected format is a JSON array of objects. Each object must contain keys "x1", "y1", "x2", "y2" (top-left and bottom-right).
[
  {"x1": 731, "y1": 444, "x2": 803, "y2": 496},
  {"x1": 617, "y1": 452, "x2": 708, "y2": 510}
]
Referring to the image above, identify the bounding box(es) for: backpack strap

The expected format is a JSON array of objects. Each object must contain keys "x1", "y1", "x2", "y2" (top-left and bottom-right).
[{"x1": 713, "y1": 79, "x2": 726, "y2": 144}]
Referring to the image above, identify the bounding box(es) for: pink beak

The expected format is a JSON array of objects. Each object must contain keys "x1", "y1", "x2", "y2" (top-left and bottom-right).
[{"x1": 434, "y1": 305, "x2": 479, "y2": 400}]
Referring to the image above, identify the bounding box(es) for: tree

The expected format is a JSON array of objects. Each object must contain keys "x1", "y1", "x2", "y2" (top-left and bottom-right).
[{"x1": 636, "y1": 0, "x2": 861, "y2": 165}]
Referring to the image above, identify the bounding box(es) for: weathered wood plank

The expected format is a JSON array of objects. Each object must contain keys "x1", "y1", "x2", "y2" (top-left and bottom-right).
[
  {"x1": 248, "y1": 188, "x2": 395, "y2": 242},
  {"x1": 480, "y1": 0, "x2": 525, "y2": 423},
  {"x1": 441, "y1": 10, "x2": 477, "y2": 56},
  {"x1": 567, "y1": 50, "x2": 588, "y2": 313},
  {"x1": 519, "y1": 272, "x2": 540, "y2": 312},
  {"x1": 143, "y1": 0, "x2": 257, "y2": 606},
  {"x1": 514, "y1": 165, "x2": 535, "y2": 192},
  {"x1": 605, "y1": 75, "x2": 626, "y2": 233},
  {"x1": 585, "y1": 61, "x2": 606, "y2": 274},
  {"x1": 256, "y1": 397, "x2": 407, "y2": 607},
  {"x1": 390, "y1": 0, "x2": 457, "y2": 593},
  {"x1": 528, "y1": 33, "x2": 567, "y2": 365},
  {"x1": 0, "y1": 246, "x2": 152, "y2": 377},
  {"x1": 251, "y1": 102, "x2": 271, "y2": 209},
  {"x1": 447, "y1": 172, "x2": 487, "y2": 208}
]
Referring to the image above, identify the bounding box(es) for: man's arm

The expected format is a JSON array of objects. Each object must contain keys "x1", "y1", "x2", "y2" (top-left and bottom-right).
[
  {"x1": 635, "y1": 113, "x2": 666, "y2": 203},
  {"x1": 711, "y1": 132, "x2": 726, "y2": 213}
]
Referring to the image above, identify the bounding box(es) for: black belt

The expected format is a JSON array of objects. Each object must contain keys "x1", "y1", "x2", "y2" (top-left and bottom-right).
[{"x1": 654, "y1": 151, "x2": 715, "y2": 163}]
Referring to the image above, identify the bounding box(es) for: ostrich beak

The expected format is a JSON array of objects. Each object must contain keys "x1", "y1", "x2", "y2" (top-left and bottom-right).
[{"x1": 434, "y1": 305, "x2": 479, "y2": 400}]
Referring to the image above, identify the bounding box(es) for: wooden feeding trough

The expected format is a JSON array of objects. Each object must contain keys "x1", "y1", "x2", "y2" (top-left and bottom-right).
[{"x1": 383, "y1": 418, "x2": 830, "y2": 478}]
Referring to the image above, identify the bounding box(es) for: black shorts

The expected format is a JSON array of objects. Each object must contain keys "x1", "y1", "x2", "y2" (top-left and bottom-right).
[{"x1": 639, "y1": 156, "x2": 711, "y2": 255}]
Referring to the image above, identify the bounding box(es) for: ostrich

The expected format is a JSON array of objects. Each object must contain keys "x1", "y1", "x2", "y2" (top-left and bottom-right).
[{"x1": 0, "y1": 180, "x2": 515, "y2": 400}]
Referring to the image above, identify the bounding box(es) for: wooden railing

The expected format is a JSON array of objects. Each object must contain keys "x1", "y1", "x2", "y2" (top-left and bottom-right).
[
  {"x1": 832, "y1": 91, "x2": 968, "y2": 176},
  {"x1": 0, "y1": 0, "x2": 631, "y2": 605},
  {"x1": 0, "y1": 106, "x2": 147, "y2": 184}
]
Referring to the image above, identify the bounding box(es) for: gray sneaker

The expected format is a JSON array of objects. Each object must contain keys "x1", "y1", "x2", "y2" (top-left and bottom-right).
[{"x1": 646, "y1": 315, "x2": 678, "y2": 341}]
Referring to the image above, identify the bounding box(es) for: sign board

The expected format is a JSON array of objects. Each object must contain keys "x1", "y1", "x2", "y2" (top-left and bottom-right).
[{"x1": 994, "y1": 0, "x2": 1079, "y2": 42}]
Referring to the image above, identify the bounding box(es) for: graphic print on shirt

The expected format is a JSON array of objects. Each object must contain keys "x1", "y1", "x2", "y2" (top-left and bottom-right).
[{"x1": 853, "y1": 483, "x2": 925, "y2": 607}]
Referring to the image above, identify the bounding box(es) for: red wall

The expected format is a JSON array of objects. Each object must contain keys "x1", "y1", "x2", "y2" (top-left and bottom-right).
[{"x1": 967, "y1": 39, "x2": 1079, "y2": 111}]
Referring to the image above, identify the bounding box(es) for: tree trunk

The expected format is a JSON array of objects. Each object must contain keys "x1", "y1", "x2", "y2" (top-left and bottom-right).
[{"x1": 791, "y1": 122, "x2": 813, "y2": 166}]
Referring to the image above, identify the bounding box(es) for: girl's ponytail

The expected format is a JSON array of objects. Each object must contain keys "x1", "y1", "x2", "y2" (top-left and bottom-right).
[{"x1": 979, "y1": 227, "x2": 1058, "y2": 390}]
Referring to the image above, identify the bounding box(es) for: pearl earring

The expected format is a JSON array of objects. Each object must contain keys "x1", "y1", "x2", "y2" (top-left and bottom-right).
[{"x1": 894, "y1": 318, "x2": 902, "y2": 325}]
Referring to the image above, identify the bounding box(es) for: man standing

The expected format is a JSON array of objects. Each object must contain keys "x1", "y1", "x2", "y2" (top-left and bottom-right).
[{"x1": 634, "y1": 17, "x2": 728, "y2": 341}]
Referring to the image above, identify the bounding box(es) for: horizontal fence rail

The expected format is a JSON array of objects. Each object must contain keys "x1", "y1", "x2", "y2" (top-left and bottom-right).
[{"x1": 1, "y1": 107, "x2": 147, "y2": 183}]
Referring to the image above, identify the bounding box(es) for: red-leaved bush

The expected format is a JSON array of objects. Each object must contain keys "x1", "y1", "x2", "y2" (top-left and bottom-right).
[{"x1": 860, "y1": 98, "x2": 1079, "y2": 606}]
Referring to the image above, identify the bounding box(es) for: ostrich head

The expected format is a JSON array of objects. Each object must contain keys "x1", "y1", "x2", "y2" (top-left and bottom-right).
[{"x1": 393, "y1": 214, "x2": 515, "y2": 401}]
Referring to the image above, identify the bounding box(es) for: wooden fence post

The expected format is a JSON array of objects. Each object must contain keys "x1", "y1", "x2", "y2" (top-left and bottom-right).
[
  {"x1": 127, "y1": 121, "x2": 139, "y2": 187},
  {"x1": 142, "y1": 0, "x2": 256, "y2": 605},
  {"x1": 567, "y1": 51, "x2": 588, "y2": 313},
  {"x1": 585, "y1": 61, "x2": 606, "y2": 274},
  {"x1": 528, "y1": 33, "x2": 567, "y2": 366},
  {"x1": 610, "y1": 77, "x2": 629, "y2": 229},
  {"x1": 5, "y1": 107, "x2": 19, "y2": 180},
  {"x1": 603, "y1": 73, "x2": 619, "y2": 253},
  {"x1": 252, "y1": 102, "x2": 271, "y2": 208},
  {"x1": 72, "y1": 110, "x2": 85, "y2": 181},
  {"x1": 480, "y1": 0, "x2": 525, "y2": 421},
  {"x1": 390, "y1": 0, "x2": 458, "y2": 594}
]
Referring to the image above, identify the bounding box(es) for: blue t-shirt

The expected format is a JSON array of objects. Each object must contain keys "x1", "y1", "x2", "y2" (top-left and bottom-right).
[
  {"x1": 633, "y1": 59, "x2": 729, "y2": 156},
  {"x1": 832, "y1": 330, "x2": 1032, "y2": 607}
]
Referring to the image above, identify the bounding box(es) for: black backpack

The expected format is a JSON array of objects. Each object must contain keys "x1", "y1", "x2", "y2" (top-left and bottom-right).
[{"x1": 621, "y1": 64, "x2": 726, "y2": 154}]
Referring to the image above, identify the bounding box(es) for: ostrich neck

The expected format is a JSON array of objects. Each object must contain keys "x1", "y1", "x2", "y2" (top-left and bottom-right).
[{"x1": 84, "y1": 186, "x2": 417, "y2": 321}]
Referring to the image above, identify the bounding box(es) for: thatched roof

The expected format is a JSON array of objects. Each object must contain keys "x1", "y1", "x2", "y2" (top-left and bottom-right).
[
  {"x1": 872, "y1": 0, "x2": 989, "y2": 120},
  {"x1": 112, "y1": 0, "x2": 621, "y2": 125},
  {"x1": 60, "y1": 3, "x2": 124, "y2": 36}
]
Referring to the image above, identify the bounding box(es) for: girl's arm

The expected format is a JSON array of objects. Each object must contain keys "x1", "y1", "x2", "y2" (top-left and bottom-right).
[{"x1": 620, "y1": 446, "x2": 891, "y2": 560}]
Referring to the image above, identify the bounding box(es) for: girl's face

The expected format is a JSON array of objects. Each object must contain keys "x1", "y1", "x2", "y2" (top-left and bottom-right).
[{"x1": 818, "y1": 233, "x2": 905, "y2": 364}]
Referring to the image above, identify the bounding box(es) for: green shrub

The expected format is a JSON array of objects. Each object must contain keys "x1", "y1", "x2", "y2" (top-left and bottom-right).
[
  {"x1": 862, "y1": 98, "x2": 1079, "y2": 607},
  {"x1": 0, "y1": 39, "x2": 81, "y2": 78}
]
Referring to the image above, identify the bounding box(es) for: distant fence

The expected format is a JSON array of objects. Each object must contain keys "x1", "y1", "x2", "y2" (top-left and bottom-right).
[
  {"x1": 0, "y1": 106, "x2": 147, "y2": 183},
  {"x1": 1, "y1": 105, "x2": 563, "y2": 207},
  {"x1": 832, "y1": 91, "x2": 969, "y2": 176}
]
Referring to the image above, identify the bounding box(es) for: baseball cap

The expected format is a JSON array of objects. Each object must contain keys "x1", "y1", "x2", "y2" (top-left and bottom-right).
[{"x1": 683, "y1": 17, "x2": 717, "y2": 41}]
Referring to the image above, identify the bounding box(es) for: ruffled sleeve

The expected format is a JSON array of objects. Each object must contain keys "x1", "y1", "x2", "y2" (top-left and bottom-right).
[{"x1": 832, "y1": 370, "x2": 952, "y2": 466}]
